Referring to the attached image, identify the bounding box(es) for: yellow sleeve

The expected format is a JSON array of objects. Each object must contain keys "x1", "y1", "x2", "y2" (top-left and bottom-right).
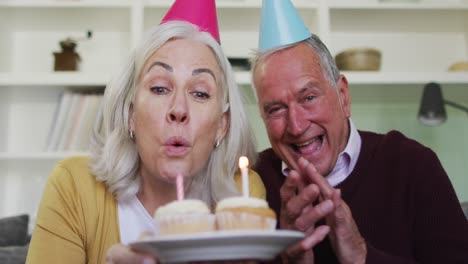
[
  {"x1": 27, "y1": 157, "x2": 120, "y2": 263},
  {"x1": 234, "y1": 169, "x2": 266, "y2": 200},
  {"x1": 26, "y1": 161, "x2": 86, "y2": 264}
]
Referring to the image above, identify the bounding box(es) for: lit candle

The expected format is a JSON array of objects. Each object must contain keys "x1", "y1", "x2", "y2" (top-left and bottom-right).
[
  {"x1": 176, "y1": 173, "x2": 184, "y2": 201},
  {"x1": 239, "y1": 156, "x2": 249, "y2": 198}
]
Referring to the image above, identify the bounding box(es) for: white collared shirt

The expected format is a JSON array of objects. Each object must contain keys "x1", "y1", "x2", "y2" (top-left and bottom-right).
[{"x1": 282, "y1": 119, "x2": 361, "y2": 187}]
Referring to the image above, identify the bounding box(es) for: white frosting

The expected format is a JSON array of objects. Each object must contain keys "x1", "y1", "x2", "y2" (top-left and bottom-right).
[
  {"x1": 154, "y1": 199, "x2": 210, "y2": 218},
  {"x1": 216, "y1": 197, "x2": 268, "y2": 211}
]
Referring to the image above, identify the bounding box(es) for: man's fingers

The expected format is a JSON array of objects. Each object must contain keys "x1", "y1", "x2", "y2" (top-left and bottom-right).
[
  {"x1": 301, "y1": 225, "x2": 331, "y2": 250},
  {"x1": 285, "y1": 184, "x2": 321, "y2": 222},
  {"x1": 295, "y1": 199, "x2": 334, "y2": 231},
  {"x1": 298, "y1": 157, "x2": 334, "y2": 198},
  {"x1": 286, "y1": 225, "x2": 331, "y2": 256},
  {"x1": 332, "y1": 188, "x2": 342, "y2": 208},
  {"x1": 280, "y1": 170, "x2": 302, "y2": 203}
]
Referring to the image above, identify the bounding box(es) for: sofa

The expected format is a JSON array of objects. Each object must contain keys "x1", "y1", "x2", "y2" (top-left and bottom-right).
[{"x1": 0, "y1": 214, "x2": 30, "y2": 264}]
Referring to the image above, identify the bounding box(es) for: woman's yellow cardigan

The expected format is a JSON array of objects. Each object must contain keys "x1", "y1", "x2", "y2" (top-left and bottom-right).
[{"x1": 26, "y1": 156, "x2": 266, "y2": 264}]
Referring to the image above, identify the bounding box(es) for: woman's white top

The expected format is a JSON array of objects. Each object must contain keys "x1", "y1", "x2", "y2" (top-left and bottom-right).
[{"x1": 118, "y1": 195, "x2": 157, "y2": 245}]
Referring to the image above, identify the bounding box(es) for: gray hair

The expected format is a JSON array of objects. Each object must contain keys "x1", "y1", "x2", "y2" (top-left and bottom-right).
[
  {"x1": 90, "y1": 21, "x2": 257, "y2": 206},
  {"x1": 251, "y1": 35, "x2": 340, "y2": 96}
]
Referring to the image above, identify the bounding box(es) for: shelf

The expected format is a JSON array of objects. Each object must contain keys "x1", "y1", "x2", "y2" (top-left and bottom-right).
[
  {"x1": 0, "y1": 0, "x2": 132, "y2": 8},
  {"x1": 328, "y1": 1, "x2": 468, "y2": 10},
  {"x1": 0, "y1": 152, "x2": 88, "y2": 160},
  {"x1": 234, "y1": 71, "x2": 468, "y2": 103},
  {"x1": 345, "y1": 72, "x2": 468, "y2": 103},
  {"x1": 343, "y1": 72, "x2": 468, "y2": 84},
  {"x1": 145, "y1": 0, "x2": 318, "y2": 9},
  {"x1": 0, "y1": 73, "x2": 109, "y2": 87},
  {"x1": 0, "y1": 72, "x2": 254, "y2": 87},
  {"x1": 233, "y1": 71, "x2": 468, "y2": 86}
]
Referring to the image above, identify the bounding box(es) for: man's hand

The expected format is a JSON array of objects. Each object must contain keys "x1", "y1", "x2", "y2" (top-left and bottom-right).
[
  {"x1": 279, "y1": 169, "x2": 335, "y2": 263},
  {"x1": 298, "y1": 157, "x2": 367, "y2": 264},
  {"x1": 106, "y1": 244, "x2": 157, "y2": 264}
]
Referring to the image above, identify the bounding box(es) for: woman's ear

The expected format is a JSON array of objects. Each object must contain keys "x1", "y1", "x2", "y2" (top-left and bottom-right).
[
  {"x1": 128, "y1": 102, "x2": 135, "y2": 132},
  {"x1": 216, "y1": 109, "x2": 230, "y2": 143}
]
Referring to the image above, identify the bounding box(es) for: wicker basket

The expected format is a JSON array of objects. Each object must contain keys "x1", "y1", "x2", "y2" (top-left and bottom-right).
[{"x1": 335, "y1": 48, "x2": 382, "y2": 71}]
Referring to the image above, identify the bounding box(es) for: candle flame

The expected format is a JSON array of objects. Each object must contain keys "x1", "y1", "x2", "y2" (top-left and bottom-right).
[{"x1": 239, "y1": 156, "x2": 249, "y2": 169}]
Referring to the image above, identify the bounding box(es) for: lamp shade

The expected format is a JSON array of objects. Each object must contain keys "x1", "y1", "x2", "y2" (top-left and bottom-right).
[{"x1": 418, "y1": 82, "x2": 447, "y2": 126}]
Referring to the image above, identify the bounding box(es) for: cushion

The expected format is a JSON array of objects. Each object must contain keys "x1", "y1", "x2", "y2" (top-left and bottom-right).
[
  {"x1": 0, "y1": 244, "x2": 29, "y2": 264},
  {"x1": 0, "y1": 215, "x2": 29, "y2": 247}
]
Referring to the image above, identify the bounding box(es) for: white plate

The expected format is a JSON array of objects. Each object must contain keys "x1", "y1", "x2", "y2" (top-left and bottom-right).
[{"x1": 130, "y1": 230, "x2": 304, "y2": 263}]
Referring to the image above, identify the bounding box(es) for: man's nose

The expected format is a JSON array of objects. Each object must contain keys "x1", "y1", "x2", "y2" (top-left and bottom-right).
[{"x1": 287, "y1": 104, "x2": 308, "y2": 136}]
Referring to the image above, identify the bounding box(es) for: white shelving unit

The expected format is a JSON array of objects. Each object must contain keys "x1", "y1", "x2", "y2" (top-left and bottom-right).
[{"x1": 1, "y1": 0, "x2": 467, "y2": 220}]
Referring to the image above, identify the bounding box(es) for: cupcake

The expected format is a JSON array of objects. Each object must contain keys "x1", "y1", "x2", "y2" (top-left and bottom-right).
[
  {"x1": 215, "y1": 196, "x2": 277, "y2": 230},
  {"x1": 154, "y1": 199, "x2": 216, "y2": 236}
]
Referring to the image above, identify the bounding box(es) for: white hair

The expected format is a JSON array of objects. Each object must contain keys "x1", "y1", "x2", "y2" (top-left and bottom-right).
[
  {"x1": 251, "y1": 35, "x2": 341, "y2": 99},
  {"x1": 90, "y1": 21, "x2": 257, "y2": 206}
]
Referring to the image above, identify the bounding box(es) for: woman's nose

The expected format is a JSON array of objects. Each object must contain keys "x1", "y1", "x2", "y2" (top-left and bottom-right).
[{"x1": 167, "y1": 91, "x2": 189, "y2": 124}]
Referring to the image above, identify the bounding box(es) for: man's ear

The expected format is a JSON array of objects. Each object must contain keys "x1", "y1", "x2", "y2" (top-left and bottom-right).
[{"x1": 337, "y1": 74, "x2": 351, "y2": 118}]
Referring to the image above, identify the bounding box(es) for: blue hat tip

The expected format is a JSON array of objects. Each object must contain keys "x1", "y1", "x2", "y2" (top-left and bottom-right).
[{"x1": 258, "y1": 0, "x2": 312, "y2": 51}]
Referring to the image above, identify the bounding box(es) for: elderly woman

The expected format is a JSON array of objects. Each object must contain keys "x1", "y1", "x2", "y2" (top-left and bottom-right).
[{"x1": 26, "y1": 20, "x2": 264, "y2": 264}]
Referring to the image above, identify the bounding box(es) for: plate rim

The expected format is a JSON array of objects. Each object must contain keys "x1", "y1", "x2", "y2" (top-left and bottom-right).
[{"x1": 131, "y1": 229, "x2": 304, "y2": 244}]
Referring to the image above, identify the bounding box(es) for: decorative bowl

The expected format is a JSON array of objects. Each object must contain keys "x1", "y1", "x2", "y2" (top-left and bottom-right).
[
  {"x1": 335, "y1": 48, "x2": 382, "y2": 71},
  {"x1": 448, "y1": 61, "x2": 468, "y2": 72}
]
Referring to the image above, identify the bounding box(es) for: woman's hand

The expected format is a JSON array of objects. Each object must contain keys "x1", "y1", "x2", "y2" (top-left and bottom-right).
[{"x1": 106, "y1": 244, "x2": 157, "y2": 264}]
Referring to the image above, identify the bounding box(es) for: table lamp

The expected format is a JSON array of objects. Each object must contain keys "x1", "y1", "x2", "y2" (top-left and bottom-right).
[{"x1": 418, "y1": 82, "x2": 468, "y2": 126}]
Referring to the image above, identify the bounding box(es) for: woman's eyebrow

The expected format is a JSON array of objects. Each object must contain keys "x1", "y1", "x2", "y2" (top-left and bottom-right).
[
  {"x1": 146, "y1": 61, "x2": 173, "y2": 73},
  {"x1": 192, "y1": 68, "x2": 216, "y2": 82}
]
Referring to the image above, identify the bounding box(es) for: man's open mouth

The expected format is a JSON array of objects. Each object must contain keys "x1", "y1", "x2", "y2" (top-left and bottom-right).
[{"x1": 291, "y1": 134, "x2": 324, "y2": 154}]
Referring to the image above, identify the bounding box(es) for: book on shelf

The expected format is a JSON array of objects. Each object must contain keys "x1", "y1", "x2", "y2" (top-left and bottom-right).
[
  {"x1": 46, "y1": 91, "x2": 73, "y2": 152},
  {"x1": 94, "y1": 95, "x2": 104, "y2": 135},
  {"x1": 63, "y1": 94, "x2": 89, "y2": 151},
  {"x1": 56, "y1": 93, "x2": 84, "y2": 151},
  {"x1": 70, "y1": 94, "x2": 102, "y2": 151},
  {"x1": 45, "y1": 91, "x2": 103, "y2": 152}
]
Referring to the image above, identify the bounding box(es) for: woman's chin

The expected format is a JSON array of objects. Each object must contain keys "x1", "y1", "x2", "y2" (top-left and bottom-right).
[{"x1": 158, "y1": 162, "x2": 191, "y2": 180}]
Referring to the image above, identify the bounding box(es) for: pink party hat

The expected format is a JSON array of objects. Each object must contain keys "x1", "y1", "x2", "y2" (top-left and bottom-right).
[{"x1": 161, "y1": 0, "x2": 220, "y2": 43}]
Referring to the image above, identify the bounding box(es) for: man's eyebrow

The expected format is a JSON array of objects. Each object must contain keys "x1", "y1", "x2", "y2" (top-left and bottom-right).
[
  {"x1": 192, "y1": 68, "x2": 216, "y2": 82},
  {"x1": 146, "y1": 61, "x2": 173, "y2": 73},
  {"x1": 298, "y1": 83, "x2": 317, "y2": 96},
  {"x1": 263, "y1": 100, "x2": 284, "y2": 113}
]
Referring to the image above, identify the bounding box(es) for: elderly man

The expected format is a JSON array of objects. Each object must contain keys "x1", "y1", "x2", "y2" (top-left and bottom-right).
[{"x1": 252, "y1": 0, "x2": 468, "y2": 263}]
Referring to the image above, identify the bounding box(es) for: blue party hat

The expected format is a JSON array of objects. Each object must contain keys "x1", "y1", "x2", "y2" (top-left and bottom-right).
[{"x1": 259, "y1": 0, "x2": 311, "y2": 51}]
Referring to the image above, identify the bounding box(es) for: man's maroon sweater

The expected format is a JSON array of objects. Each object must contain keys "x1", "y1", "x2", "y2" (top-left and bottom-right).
[{"x1": 254, "y1": 130, "x2": 468, "y2": 263}]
